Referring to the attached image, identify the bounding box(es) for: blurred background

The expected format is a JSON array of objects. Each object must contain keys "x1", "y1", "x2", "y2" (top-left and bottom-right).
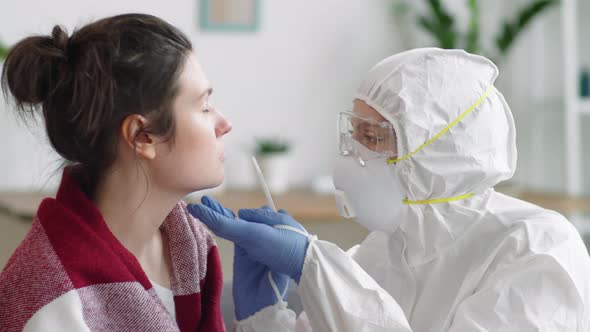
[{"x1": 1, "y1": 0, "x2": 589, "y2": 290}]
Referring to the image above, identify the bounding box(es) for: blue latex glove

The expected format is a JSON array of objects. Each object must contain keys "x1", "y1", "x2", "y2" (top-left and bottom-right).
[
  {"x1": 198, "y1": 196, "x2": 291, "y2": 321},
  {"x1": 188, "y1": 196, "x2": 310, "y2": 283}
]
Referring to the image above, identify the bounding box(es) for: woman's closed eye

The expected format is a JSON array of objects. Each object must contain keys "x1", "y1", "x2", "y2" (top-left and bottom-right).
[{"x1": 202, "y1": 99, "x2": 212, "y2": 113}]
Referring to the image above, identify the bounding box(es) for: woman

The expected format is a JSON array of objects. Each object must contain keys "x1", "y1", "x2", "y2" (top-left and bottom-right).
[
  {"x1": 189, "y1": 48, "x2": 590, "y2": 331},
  {"x1": 0, "y1": 14, "x2": 230, "y2": 331}
]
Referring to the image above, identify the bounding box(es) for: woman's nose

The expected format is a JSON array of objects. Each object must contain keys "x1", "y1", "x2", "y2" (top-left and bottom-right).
[{"x1": 216, "y1": 112, "x2": 232, "y2": 137}]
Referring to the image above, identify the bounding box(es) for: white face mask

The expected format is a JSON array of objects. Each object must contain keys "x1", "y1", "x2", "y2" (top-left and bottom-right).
[{"x1": 333, "y1": 143, "x2": 407, "y2": 234}]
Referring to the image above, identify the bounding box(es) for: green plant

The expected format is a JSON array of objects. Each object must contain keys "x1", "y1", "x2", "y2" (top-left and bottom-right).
[
  {"x1": 414, "y1": 0, "x2": 558, "y2": 60},
  {"x1": 495, "y1": 0, "x2": 557, "y2": 55},
  {"x1": 0, "y1": 42, "x2": 9, "y2": 59},
  {"x1": 255, "y1": 138, "x2": 290, "y2": 155},
  {"x1": 466, "y1": 0, "x2": 480, "y2": 54},
  {"x1": 418, "y1": 0, "x2": 457, "y2": 50}
]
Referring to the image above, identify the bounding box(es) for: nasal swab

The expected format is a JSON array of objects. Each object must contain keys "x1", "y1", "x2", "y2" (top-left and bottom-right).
[{"x1": 251, "y1": 156, "x2": 277, "y2": 212}]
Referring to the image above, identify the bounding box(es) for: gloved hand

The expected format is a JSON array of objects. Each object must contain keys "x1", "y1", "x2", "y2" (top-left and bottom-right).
[
  {"x1": 188, "y1": 196, "x2": 310, "y2": 283},
  {"x1": 198, "y1": 196, "x2": 291, "y2": 321}
]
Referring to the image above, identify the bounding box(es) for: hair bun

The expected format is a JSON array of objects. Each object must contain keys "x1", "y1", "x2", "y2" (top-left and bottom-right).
[{"x1": 51, "y1": 25, "x2": 69, "y2": 58}]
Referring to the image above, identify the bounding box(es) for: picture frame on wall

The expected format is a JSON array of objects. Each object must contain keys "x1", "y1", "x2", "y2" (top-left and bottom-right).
[{"x1": 199, "y1": 0, "x2": 260, "y2": 32}]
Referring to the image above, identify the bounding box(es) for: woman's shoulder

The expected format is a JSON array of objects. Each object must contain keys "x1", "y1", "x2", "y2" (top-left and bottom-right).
[
  {"x1": 1, "y1": 217, "x2": 72, "y2": 282},
  {"x1": 0, "y1": 218, "x2": 77, "y2": 329}
]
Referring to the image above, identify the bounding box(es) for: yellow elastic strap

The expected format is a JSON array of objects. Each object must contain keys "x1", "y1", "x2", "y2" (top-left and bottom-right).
[
  {"x1": 387, "y1": 86, "x2": 494, "y2": 165},
  {"x1": 403, "y1": 193, "x2": 474, "y2": 205}
]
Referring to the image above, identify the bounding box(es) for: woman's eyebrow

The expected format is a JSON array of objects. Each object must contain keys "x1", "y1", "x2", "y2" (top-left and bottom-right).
[{"x1": 195, "y1": 87, "x2": 213, "y2": 102}]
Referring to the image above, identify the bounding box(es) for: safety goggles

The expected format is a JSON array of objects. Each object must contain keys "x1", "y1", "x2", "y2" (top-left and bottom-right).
[{"x1": 338, "y1": 111, "x2": 397, "y2": 166}]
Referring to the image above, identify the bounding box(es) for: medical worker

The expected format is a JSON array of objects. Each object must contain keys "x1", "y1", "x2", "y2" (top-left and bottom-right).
[{"x1": 189, "y1": 48, "x2": 590, "y2": 331}]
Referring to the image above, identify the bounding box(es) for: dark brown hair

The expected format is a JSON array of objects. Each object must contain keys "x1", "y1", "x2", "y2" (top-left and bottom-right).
[{"x1": 1, "y1": 14, "x2": 192, "y2": 196}]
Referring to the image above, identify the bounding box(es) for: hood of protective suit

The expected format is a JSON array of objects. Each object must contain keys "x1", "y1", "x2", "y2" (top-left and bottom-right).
[
  {"x1": 356, "y1": 48, "x2": 516, "y2": 201},
  {"x1": 354, "y1": 48, "x2": 517, "y2": 264}
]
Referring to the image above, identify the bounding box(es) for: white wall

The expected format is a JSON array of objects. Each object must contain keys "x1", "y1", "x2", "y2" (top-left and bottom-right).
[
  {"x1": 506, "y1": 2, "x2": 590, "y2": 195},
  {"x1": 1, "y1": 0, "x2": 588, "y2": 195}
]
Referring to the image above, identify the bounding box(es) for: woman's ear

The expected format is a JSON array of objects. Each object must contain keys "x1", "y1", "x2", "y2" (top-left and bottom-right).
[{"x1": 120, "y1": 114, "x2": 157, "y2": 160}]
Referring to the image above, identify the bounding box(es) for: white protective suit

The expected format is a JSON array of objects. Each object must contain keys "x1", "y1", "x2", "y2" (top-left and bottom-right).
[{"x1": 236, "y1": 48, "x2": 590, "y2": 332}]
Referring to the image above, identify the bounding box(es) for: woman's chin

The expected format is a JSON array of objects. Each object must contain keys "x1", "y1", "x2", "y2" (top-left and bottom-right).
[{"x1": 189, "y1": 176, "x2": 224, "y2": 193}]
